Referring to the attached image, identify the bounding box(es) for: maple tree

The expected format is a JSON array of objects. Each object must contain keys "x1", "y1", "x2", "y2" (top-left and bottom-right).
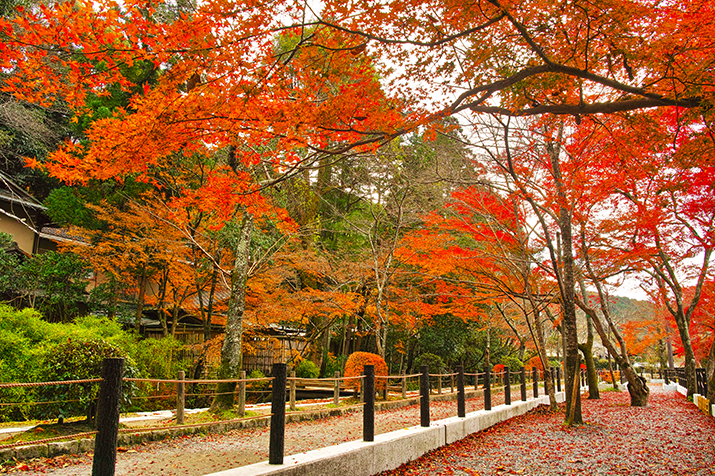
[
  {"x1": 2, "y1": 0, "x2": 714, "y2": 424},
  {"x1": 567, "y1": 110, "x2": 715, "y2": 398},
  {"x1": 397, "y1": 182, "x2": 562, "y2": 409}
]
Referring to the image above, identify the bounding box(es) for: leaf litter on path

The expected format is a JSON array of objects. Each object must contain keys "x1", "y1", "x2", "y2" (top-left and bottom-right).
[{"x1": 378, "y1": 386, "x2": 715, "y2": 476}]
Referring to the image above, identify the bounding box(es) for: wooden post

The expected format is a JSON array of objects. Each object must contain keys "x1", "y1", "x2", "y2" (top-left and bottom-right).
[
  {"x1": 484, "y1": 366, "x2": 491, "y2": 411},
  {"x1": 532, "y1": 367, "x2": 539, "y2": 398},
  {"x1": 438, "y1": 374, "x2": 442, "y2": 395},
  {"x1": 450, "y1": 374, "x2": 455, "y2": 393},
  {"x1": 457, "y1": 365, "x2": 465, "y2": 418},
  {"x1": 176, "y1": 370, "x2": 185, "y2": 425},
  {"x1": 238, "y1": 370, "x2": 246, "y2": 417},
  {"x1": 420, "y1": 365, "x2": 429, "y2": 427},
  {"x1": 333, "y1": 371, "x2": 340, "y2": 406},
  {"x1": 520, "y1": 366, "x2": 527, "y2": 401},
  {"x1": 363, "y1": 365, "x2": 375, "y2": 441},
  {"x1": 401, "y1": 375, "x2": 407, "y2": 399},
  {"x1": 504, "y1": 367, "x2": 511, "y2": 405},
  {"x1": 269, "y1": 363, "x2": 286, "y2": 465},
  {"x1": 92, "y1": 358, "x2": 124, "y2": 476},
  {"x1": 289, "y1": 371, "x2": 296, "y2": 412}
]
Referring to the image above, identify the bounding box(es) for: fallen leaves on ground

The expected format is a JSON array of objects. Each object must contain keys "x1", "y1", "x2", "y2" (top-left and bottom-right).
[{"x1": 378, "y1": 388, "x2": 715, "y2": 476}]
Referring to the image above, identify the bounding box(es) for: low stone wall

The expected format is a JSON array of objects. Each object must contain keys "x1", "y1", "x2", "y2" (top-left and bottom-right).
[{"x1": 207, "y1": 391, "x2": 568, "y2": 476}]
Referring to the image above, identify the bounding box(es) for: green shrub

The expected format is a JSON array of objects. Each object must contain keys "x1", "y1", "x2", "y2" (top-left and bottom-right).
[
  {"x1": 246, "y1": 369, "x2": 268, "y2": 404},
  {"x1": 414, "y1": 353, "x2": 446, "y2": 374},
  {"x1": 322, "y1": 354, "x2": 344, "y2": 377},
  {"x1": 501, "y1": 356, "x2": 524, "y2": 372},
  {"x1": 35, "y1": 339, "x2": 138, "y2": 421},
  {"x1": 295, "y1": 359, "x2": 320, "y2": 379}
]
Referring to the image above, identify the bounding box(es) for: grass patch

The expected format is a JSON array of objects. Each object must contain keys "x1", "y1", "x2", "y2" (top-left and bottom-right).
[
  {"x1": 1, "y1": 419, "x2": 118, "y2": 444},
  {"x1": 183, "y1": 409, "x2": 261, "y2": 425},
  {"x1": 600, "y1": 386, "x2": 622, "y2": 392}
]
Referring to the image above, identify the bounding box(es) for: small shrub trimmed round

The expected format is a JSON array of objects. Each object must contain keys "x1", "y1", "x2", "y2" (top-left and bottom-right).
[{"x1": 344, "y1": 352, "x2": 388, "y2": 392}]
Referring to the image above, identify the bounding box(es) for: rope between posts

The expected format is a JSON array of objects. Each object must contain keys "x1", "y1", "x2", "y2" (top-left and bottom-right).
[
  {"x1": 0, "y1": 379, "x2": 103, "y2": 388},
  {"x1": 0, "y1": 431, "x2": 98, "y2": 449},
  {"x1": 130, "y1": 394, "x2": 177, "y2": 401},
  {"x1": 0, "y1": 398, "x2": 87, "y2": 407},
  {"x1": 125, "y1": 377, "x2": 274, "y2": 385}
]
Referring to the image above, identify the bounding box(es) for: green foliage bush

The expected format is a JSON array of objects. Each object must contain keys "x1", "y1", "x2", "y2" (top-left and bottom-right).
[
  {"x1": 35, "y1": 339, "x2": 137, "y2": 421},
  {"x1": 0, "y1": 304, "x2": 191, "y2": 420},
  {"x1": 12, "y1": 251, "x2": 89, "y2": 321},
  {"x1": 322, "y1": 354, "x2": 344, "y2": 377},
  {"x1": 295, "y1": 359, "x2": 320, "y2": 379},
  {"x1": 414, "y1": 353, "x2": 446, "y2": 374},
  {"x1": 246, "y1": 369, "x2": 268, "y2": 404},
  {"x1": 501, "y1": 356, "x2": 524, "y2": 372}
]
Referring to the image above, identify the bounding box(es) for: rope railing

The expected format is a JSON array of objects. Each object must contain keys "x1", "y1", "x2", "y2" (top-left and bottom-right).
[
  {"x1": 125, "y1": 377, "x2": 274, "y2": 385},
  {"x1": 0, "y1": 398, "x2": 88, "y2": 407},
  {"x1": 0, "y1": 378, "x2": 103, "y2": 388}
]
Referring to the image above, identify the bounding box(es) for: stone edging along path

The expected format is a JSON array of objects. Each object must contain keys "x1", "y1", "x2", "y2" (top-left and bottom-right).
[
  {"x1": 0, "y1": 385, "x2": 498, "y2": 463},
  {"x1": 207, "y1": 391, "x2": 568, "y2": 476}
]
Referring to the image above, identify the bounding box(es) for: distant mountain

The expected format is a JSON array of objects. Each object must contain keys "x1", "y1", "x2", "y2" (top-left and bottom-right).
[{"x1": 582, "y1": 293, "x2": 654, "y2": 323}]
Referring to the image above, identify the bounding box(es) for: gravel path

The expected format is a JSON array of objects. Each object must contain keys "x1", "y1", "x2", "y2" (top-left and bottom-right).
[
  {"x1": 5, "y1": 390, "x2": 502, "y2": 476},
  {"x1": 5, "y1": 386, "x2": 712, "y2": 476}
]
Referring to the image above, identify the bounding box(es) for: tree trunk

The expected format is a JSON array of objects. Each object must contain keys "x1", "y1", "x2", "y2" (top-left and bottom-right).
[
  {"x1": 578, "y1": 338, "x2": 599, "y2": 399},
  {"x1": 201, "y1": 266, "x2": 218, "y2": 342},
  {"x1": 671, "y1": 306, "x2": 697, "y2": 397},
  {"x1": 607, "y1": 353, "x2": 618, "y2": 390},
  {"x1": 706, "y1": 338, "x2": 715, "y2": 405},
  {"x1": 623, "y1": 364, "x2": 650, "y2": 406},
  {"x1": 210, "y1": 214, "x2": 253, "y2": 413},
  {"x1": 558, "y1": 215, "x2": 582, "y2": 423},
  {"x1": 135, "y1": 267, "x2": 147, "y2": 329},
  {"x1": 170, "y1": 305, "x2": 180, "y2": 337},
  {"x1": 577, "y1": 277, "x2": 599, "y2": 399},
  {"x1": 544, "y1": 130, "x2": 581, "y2": 423},
  {"x1": 485, "y1": 324, "x2": 491, "y2": 370}
]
